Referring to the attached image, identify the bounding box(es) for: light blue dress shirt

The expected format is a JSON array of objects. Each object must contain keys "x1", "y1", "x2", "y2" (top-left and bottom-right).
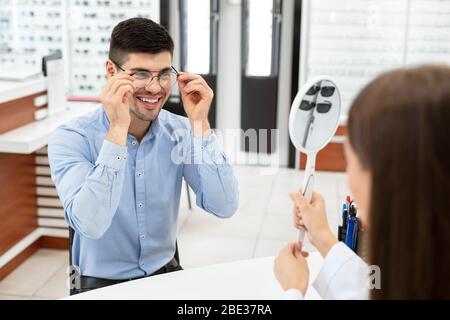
[{"x1": 48, "y1": 107, "x2": 239, "y2": 280}]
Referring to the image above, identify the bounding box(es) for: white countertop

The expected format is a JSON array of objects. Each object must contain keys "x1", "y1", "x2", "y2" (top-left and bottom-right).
[
  {"x1": 0, "y1": 76, "x2": 48, "y2": 104},
  {"x1": 64, "y1": 254, "x2": 324, "y2": 300},
  {"x1": 0, "y1": 102, "x2": 100, "y2": 154}
]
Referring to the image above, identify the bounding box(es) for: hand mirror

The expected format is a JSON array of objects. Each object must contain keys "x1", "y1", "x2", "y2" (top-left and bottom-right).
[{"x1": 288, "y1": 76, "x2": 341, "y2": 246}]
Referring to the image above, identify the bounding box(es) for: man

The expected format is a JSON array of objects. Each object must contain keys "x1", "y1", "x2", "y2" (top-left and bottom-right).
[{"x1": 48, "y1": 18, "x2": 239, "y2": 294}]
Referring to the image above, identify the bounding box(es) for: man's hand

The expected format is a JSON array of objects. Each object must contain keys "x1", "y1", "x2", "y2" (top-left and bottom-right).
[
  {"x1": 177, "y1": 72, "x2": 213, "y2": 138},
  {"x1": 274, "y1": 243, "x2": 310, "y2": 295},
  {"x1": 291, "y1": 192, "x2": 338, "y2": 257},
  {"x1": 100, "y1": 73, "x2": 135, "y2": 146}
]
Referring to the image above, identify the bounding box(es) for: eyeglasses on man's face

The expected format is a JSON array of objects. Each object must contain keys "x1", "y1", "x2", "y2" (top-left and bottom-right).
[{"x1": 110, "y1": 58, "x2": 179, "y2": 89}]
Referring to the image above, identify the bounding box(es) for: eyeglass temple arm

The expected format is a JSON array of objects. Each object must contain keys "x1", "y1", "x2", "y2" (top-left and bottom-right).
[
  {"x1": 109, "y1": 57, "x2": 125, "y2": 72},
  {"x1": 172, "y1": 66, "x2": 180, "y2": 77}
]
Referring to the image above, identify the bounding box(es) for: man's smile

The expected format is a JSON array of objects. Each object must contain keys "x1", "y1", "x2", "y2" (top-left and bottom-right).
[{"x1": 134, "y1": 95, "x2": 163, "y2": 109}]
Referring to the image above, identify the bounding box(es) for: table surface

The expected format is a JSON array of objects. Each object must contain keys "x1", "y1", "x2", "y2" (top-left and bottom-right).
[
  {"x1": 0, "y1": 102, "x2": 100, "y2": 154},
  {"x1": 64, "y1": 253, "x2": 324, "y2": 300},
  {"x1": 0, "y1": 77, "x2": 47, "y2": 104}
]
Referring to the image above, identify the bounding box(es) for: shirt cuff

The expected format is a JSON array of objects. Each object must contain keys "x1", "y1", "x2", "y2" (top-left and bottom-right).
[
  {"x1": 95, "y1": 139, "x2": 128, "y2": 171},
  {"x1": 192, "y1": 132, "x2": 226, "y2": 165},
  {"x1": 312, "y1": 242, "x2": 357, "y2": 298},
  {"x1": 281, "y1": 288, "x2": 304, "y2": 300}
]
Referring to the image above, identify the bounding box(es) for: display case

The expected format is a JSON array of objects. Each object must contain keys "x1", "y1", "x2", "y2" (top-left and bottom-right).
[
  {"x1": 0, "y1": 0, "x2": 160, "y2": 99},
  {"x1": 298, "y1": 0, "x2": 450, "y2": 171},
  {"x1": 300, "y1": 0, "x2": 450, "y2": 119}
]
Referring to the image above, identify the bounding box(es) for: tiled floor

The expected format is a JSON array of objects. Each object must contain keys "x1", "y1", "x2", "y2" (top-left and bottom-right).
[{"x1": 0, "y1": 165, "x2": 349, "y2": 300}]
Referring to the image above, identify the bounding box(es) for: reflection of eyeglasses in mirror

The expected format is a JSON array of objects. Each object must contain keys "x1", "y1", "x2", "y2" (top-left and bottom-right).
[
  {"x1": 306, "y1": 85, "x2": 335, "y2": 97},
  {"x1": 299, "y1": 100, "x2": 332, "y2": 113}
]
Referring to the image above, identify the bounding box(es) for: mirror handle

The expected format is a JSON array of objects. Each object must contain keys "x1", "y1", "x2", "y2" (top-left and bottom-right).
[
  {"x1": 302, "y1": 153, "x2": 316, "y2": 202},
  {"x1": 298, "y1": 153, "x2": 316, "y2": 246}
]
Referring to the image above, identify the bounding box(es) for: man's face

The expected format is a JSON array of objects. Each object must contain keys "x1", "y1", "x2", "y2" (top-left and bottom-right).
[{"x1": 112, "y1": 52, "x2": 174, "y2": 122}]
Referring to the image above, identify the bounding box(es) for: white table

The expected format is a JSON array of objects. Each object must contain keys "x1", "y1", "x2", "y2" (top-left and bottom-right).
[
  {"x1": 65, "y1": 254, "x2": 324, "y2": 300},
  {"x1": 0, "y1": 101, "x2": 100, "y2": 154},
  {"x1": 0, "y1": 77, "x2": 47, "y2": 105}
]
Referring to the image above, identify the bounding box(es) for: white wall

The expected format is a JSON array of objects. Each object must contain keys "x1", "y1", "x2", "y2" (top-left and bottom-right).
[
  {"x1": 168, "y1": 0, "x2": 180, "y2": 97},
  {"x1": 216, "y1": 0, "x2": 241, "y2": 132}
]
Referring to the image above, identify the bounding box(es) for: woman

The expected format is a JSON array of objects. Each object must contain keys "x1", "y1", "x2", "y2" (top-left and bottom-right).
[{"x1": 274, "y1": 65, "x2": 450, "y2": 299}]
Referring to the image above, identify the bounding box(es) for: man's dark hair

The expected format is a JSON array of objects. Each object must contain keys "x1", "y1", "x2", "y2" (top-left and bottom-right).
[{"x1": 109, "y1": 17, "x2": 174, "y2": 65}]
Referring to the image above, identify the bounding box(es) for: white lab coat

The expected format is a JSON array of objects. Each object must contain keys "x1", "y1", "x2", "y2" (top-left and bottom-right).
[{"x1": 282, "y1": 242, "x2": 369, "y2": 299}]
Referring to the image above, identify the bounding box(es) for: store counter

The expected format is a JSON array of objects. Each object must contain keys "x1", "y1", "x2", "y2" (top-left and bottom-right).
[
  {"x1": 0, "y1": 76, "x2": 100, "y2": 280},
  {"x1": 0, "y1": 101, "x2": 99, "y2": 154}
]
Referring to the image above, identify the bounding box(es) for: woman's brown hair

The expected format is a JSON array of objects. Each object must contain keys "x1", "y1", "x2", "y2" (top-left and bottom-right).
[{"x1": 348, "y1": 65, "x2": 450, "y2": 299}]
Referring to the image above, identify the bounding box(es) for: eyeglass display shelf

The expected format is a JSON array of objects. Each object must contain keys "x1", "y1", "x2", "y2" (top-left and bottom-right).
[{"x1": 0, "y1": 100, "x2": 99, "y2": 154}]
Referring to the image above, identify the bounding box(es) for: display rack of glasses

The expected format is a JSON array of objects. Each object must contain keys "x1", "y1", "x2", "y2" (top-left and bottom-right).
[
  {"x1": 0, "y1": 0, "x2": 65, "y2": 69},
  {"x1": 0, "y1": 0, "x2": 13, "y2": 64},
  {"x1": 68, "y1": 0, "x2": 159, "y2": 97},
  {"x1": 300, "y1": 0, "x2": 450, "y2": 119},
  {"x1": 0, "y1": 0, "x2": 160, "y2": 99}
]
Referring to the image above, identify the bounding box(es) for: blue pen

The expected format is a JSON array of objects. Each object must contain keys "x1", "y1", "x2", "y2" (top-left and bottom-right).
[
  {"x1": 344, "y1": 202, "x2": 358, "y2": 251},
  {"x1": 342, "y1": 203, "x2": 348, "y2": 226},
  {"x1": 345, "y1": 216, "x2": 358, "y2": 251}
]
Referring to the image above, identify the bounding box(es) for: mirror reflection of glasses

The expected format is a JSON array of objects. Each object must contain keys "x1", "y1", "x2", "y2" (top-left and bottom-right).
[
  {"x1": 110, "y1": 58, "x2": 179, "y2": 88},
  {"x1": 306, "y1": 85, "x2": 335, "y2": 97},
  {"x1": 299, "y1": 100, "x2": 332, "y2": 113}
]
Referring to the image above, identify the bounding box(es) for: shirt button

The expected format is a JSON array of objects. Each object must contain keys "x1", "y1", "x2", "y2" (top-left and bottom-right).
[
  {"x1": 132, "y1": 141, "x2": 137, "y2": 146},
  {"x1": 137, "y1": 172, "x2": 143, "y2": 177},
  {"x1": 116, "y1": 156, "x2": 121, "y2": 160},
  {"x1": 138, "y1": 202, "x2": 144, "y2": 208},
  {"x1": 140, "y1": 235, "x2": 146, "y2": 240},
  {"x1": 200, "y1": 146, "x2": 205, "y2": 150}
]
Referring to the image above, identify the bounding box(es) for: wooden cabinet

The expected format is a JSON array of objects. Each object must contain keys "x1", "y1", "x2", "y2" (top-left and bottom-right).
[{"x1": 299, "y1": 125, "x2": 347, "y2": 172}]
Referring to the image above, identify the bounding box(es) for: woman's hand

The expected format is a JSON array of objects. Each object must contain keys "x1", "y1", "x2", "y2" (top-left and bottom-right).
[
  {"x1": 274, "y1": 243, "x2": 309, "y2": 295},
  {"x1": 291, "y1": 192, "x2": 338, "y2": 257}
]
